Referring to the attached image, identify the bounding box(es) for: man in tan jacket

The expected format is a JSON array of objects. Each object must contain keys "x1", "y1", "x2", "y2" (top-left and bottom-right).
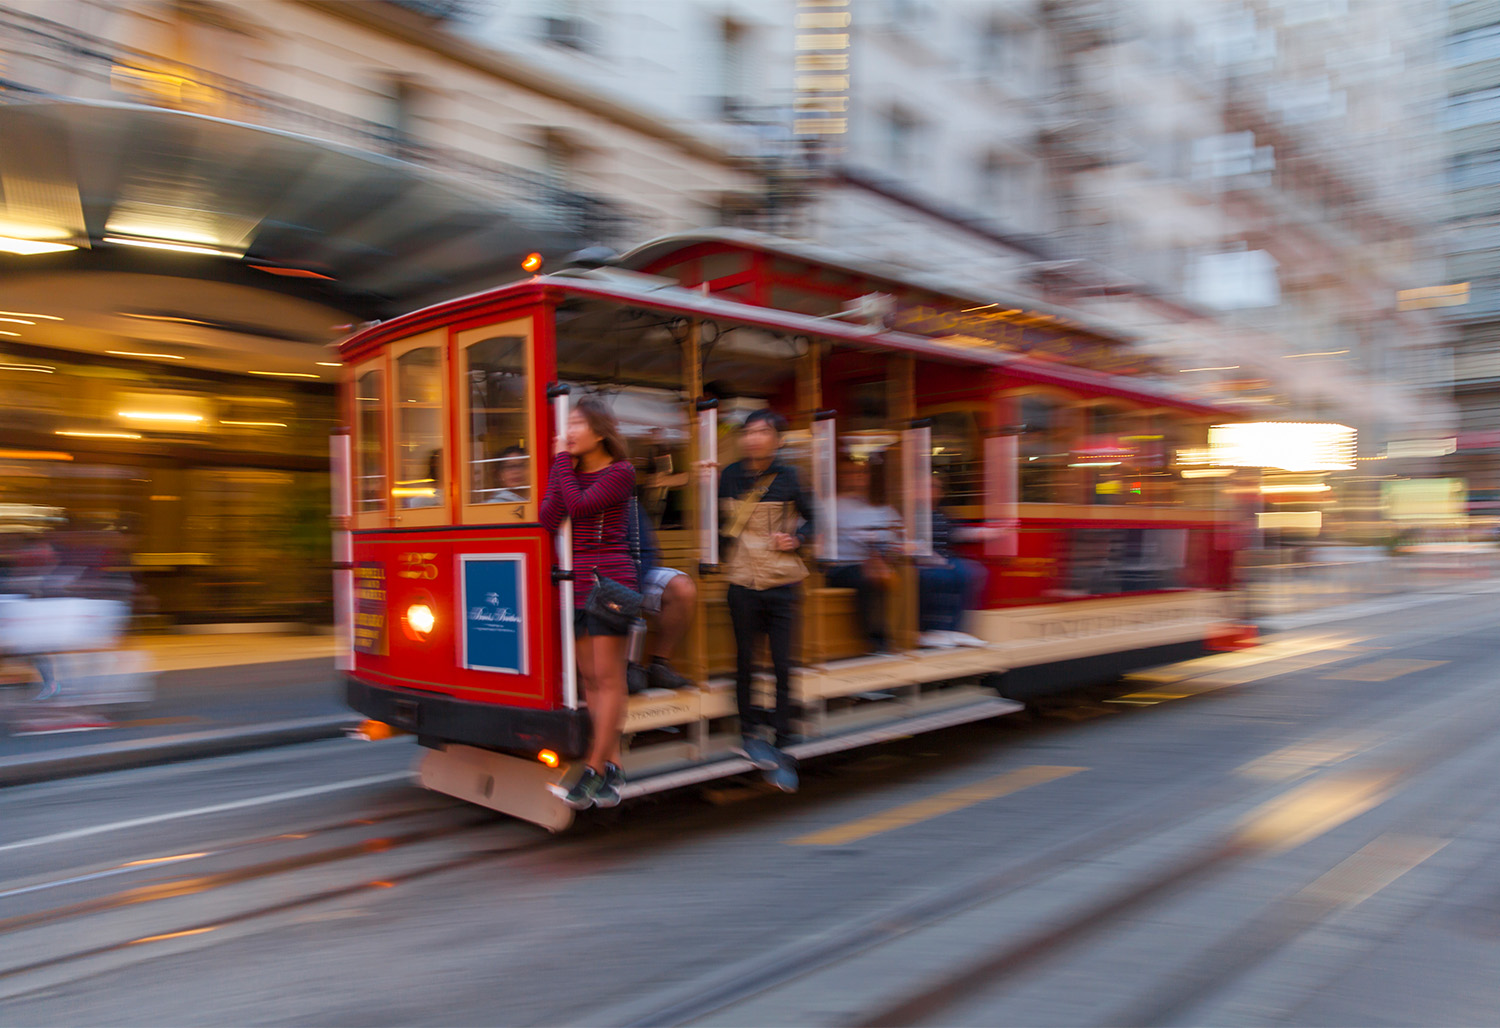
[{"x1": 718, "y1": 409, "x2": 816, "y2": 791}]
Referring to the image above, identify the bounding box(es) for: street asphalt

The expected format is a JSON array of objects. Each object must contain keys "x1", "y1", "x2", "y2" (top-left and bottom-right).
[{"x1": 4, "y1": 581, "x2": 1500, "y2": 1024}]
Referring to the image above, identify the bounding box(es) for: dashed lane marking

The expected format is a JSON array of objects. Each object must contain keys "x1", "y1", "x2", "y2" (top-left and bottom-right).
[
  {"x1": 1320, "y1": 659, "x2": 1449, "y2": 682},
  {"x1": 787, "y1": 765, "x2": 1086, "y2": 847}
]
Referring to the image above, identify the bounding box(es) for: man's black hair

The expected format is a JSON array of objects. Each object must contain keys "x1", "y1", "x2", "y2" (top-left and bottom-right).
[{"x1": 742, "y1": 408, "x2": 787, "y2": 434}]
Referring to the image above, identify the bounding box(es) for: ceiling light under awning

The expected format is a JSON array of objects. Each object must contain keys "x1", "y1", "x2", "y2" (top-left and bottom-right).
[{"x1": 102, "y1": 235, "x2": 242, "y2": 258}]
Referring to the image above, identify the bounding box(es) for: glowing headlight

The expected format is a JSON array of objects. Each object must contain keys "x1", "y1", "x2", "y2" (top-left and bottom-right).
[{"x1": 406, "y1": 603, "x2": 435, "y2": 635}]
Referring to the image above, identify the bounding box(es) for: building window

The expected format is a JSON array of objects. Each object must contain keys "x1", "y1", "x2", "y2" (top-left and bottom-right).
[
  {"x1": 1447, "y1": 87, "x2": 1500, "y2": 130},
  {"x1": 886, "y1": 108, "x2": 921, "y2": 174},
  {"x1": 540, "y1": 0, "x2": 591, "y2": 51},
  {"x1": 1449, "y1": 23, "x2": 1500, "y2": 66}
]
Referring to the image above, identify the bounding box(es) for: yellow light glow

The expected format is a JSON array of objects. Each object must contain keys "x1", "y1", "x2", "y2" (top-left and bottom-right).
[
  {"x1": 1261, "y1": 483, "x2": 1333, "y2": 494},
  {"x1": 406, "y1": 603, "x2": 436, "y2": 635},
  {"x1": 56, "y1": 430, "x2": 143, "y2": 439},
  {"x1": 248, "y1": 370, "x2": 321, "y2": 379},
  {"x1": 1207, "y1": 422, "x2": 1356, "y2": 473},
  {"x1": 0, "y1": 318, "x2": 35, "y2": 325},
  {"x1": 316, "y1": 361, "x2": 343, "y2": 367},
  {"x1": 797, "y1": 33, "x2": 849, "y2": 49},
  {"x1": 537, "y1": 749, "x2": 560, "y2": 768},
  {"x1": 1069, "y1": 461, "x2": 1121, "y2": 468},
  {"x1": 0, "y1": 363, "x2": 54, "y2": 374},
  {"x1": 522, "y1": 252, "x2": 544, "y2": 273},
  {"x1": 795, "y1": 118, "x2": 849, "y2": 134},
  {"x1": 0, "y1": 331, "x2": 19, "y2": 337},
  {"x1": 220, "y1": 420, "x2": 287, "y2": 428},
  {"x1": 391, "y1": 487, "x2": 437, "y2": 498},
  {"x1": 0, "y1": 237, "x2": 77, "y2": 255},
  {"x1": 0, "y1": 310, "x2": 63, "y2": 321},
  {"x1": 107, "y1": 350, "x2": 186, "y2": 360},
  {"x1": 0, "y1": 449, "x2": 72, "y2": 461},
  {"x1": 102, "y1": 236, "x2": 240, "y2": 257},
  {"x1": 797, "y1": 12, "x2": 852, "y2": 28},
  {"x1": 1181, "y1": 468, "x2": 1234, "y2": 478},
  {"x1": 118, "y1": 411, "x2": 204, "y2": 423}
]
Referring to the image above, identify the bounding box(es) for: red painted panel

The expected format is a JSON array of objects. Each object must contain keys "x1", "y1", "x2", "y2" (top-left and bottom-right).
[{"x1": 351, "y1": 526, "x2": 561, "y2": 710}]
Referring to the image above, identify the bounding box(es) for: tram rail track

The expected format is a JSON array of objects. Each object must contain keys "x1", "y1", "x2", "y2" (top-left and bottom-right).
[{"x1": 599, "y1": 616, "x2": 1500, "y2": 1028}]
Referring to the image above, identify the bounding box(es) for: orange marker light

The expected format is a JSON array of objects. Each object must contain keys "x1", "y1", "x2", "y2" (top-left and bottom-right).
[
  {"x1": 537, "y1": 749, "x2": 560, "y2": 768},
  {"x1": 521, "y1": 251, "x2": 544, "y2": 273}
]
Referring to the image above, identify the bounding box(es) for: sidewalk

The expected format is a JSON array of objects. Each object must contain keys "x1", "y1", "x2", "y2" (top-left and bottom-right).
[{"x1": 0, "y1": 632, "x2": 353, "y2": 786}]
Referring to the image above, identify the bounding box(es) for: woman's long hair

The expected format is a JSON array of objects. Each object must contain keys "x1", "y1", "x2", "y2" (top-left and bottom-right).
[{"x1": 574, "y1": 394, "x2": 629, "y2": 464}]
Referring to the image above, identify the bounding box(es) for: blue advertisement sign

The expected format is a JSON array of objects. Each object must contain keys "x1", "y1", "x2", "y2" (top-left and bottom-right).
[{"x1": 461, "y1": 554, "x2": 527, "y2": 674}]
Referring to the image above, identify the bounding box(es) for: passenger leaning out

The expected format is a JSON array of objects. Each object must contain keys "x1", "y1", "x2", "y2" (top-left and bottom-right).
[
  {"x1": 824, "y1": 456, "x2": 901, "y2": 654},
  {"x1": 540, "y1": 396, "x2": 637, "y2": 810}
]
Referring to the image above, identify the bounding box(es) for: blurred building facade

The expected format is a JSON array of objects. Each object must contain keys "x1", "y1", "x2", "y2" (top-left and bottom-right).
[
  {"x1": 465, "y1": 0, "x2": 1456, "y2": 537},
  {"x1": 1444, "y1": 0, "x2": 1500, "y2": 517},
  {"x1": 0, "y1": 0, "x2": 756, "y2": 622}
]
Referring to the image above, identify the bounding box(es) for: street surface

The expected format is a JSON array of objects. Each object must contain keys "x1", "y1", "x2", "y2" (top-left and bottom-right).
[{"x1": 7, "y1": 585, "x2": 1500, "y2": 1025}]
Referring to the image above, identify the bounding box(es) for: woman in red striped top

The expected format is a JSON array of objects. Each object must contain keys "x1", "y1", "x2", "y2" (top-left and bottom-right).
[{"x1": 540, "y1": 395, "x2": 636, "y2": 809}]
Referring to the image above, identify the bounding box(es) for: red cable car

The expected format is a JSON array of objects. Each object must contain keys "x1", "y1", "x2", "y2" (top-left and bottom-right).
[{"x1": 336, "y1": 232, "x2": 1248, "y2": 830}]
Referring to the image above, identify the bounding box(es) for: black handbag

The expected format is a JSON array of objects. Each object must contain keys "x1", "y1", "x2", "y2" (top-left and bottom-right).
[{"x1": 582, "y1": 495, "x2": 645, "y2": 634}]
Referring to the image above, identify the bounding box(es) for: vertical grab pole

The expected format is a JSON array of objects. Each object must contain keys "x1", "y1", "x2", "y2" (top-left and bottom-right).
[
  {"x1": 697, "y1": 399, "x2": 720, "y2": 569},
  {"x1": 903, "y1": 420, "x2": 934, "y2": 558},
  {"x1": 812, "y1": 411, "x2": 839, "y2": 561},
  {"x1": 549, "y1": 383, "x2": 578, "y2": 710},
  {"x1": 330, "y1": 429, "x2": 354, "y2": 672}
]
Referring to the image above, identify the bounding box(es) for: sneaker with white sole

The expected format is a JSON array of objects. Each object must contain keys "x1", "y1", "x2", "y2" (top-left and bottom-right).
[
  {"x1": 948, "y1": 631, "x2": 987, "y2": 647},
  {"x1": 764, "y1": 751, "x2": 799, "y2": 793},
  {"x1": 918, "y1": 631, "x2": 958, "y2": 649},
  {"x1": 547, "y1": 765, "x2": 604, "y2": 810},
  {"x1": 593, "y1": 762, "x2": 625, "y2": 808}
]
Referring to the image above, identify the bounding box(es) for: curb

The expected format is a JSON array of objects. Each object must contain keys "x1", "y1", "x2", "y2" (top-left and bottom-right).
[{"x1": 0, "y1": 715, "x2": 360, "y2": 788}]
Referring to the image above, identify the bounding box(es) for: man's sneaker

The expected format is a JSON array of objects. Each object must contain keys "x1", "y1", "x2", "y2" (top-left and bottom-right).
[
  {"x1": 949, "y1": 631, "x2": 987, "y2": 648},
  {"x1": 626, "y1": 663, "x2": 652, "y2": 694},
  {"x1": 764, "y1": 752, "x2": 799, "y2": 793},
  {"x1": 736, "y1": 735, "x2": 781, "y2": 771},
  {"x1": 918, "y1": 630, "x2": 957, "y2": 649},
  {"x1": 594, "y1": 762, "x2": 625, "y2": 808},
  {"x1": 648, "y1": 659, "x2": 695, "y2": 691},
  {"x1": 547, "y1": 765, "x2": 604, "y2": 810}
]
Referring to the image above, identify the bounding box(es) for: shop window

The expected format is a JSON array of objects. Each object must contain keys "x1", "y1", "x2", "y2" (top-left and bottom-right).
[
  {"x1": 354, "y1": 363, "x2": 385, "y2": 517},
  {"x1": 393, "y1": 340, "x2": 445, "y2": 514},
  {"x1": 463, "y1": 327, "x2": 533, "y2": 514}
]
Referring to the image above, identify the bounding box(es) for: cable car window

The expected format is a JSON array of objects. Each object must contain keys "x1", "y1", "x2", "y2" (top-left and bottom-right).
[
  {"x1": 929, "y1": 409, "x2": 982, "y2": 510},
  {"x1": 466, "y1": 333, "x2": 531, "y2": 507},
  {"x1": 1018, "y1": 394, "x2": 1071, "y2": 503},
  {"x1": 394, "y1": 346, "x2": 444, "y2": 509},
  {"x1": 354, "y1": 364, "x2": 385, "y2": 515}
]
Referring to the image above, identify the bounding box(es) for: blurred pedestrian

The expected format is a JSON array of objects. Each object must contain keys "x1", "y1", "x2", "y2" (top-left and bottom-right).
[
  {"x1": 718, "y1": 409, "x2": 814, "y2": 792},
  {"x1": 540, "y1": 396, "x2": 636, "y2": 810}
]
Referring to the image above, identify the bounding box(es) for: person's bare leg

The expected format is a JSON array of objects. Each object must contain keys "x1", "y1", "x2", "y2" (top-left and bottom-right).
[
  {"x1": 575, "y1": 635, "x2": 600, "y2": 769},
  {"x1": 586, "y1": 633, "x2": 630, "y2": 768},
  {"x1": 651, "y1": 574, "x2": 696, "y2": 662}
]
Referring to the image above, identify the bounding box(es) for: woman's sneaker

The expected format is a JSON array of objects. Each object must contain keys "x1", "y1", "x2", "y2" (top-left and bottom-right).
[
  {"x1": 594, "y1": 762, "x2": 625, "y2": 808},
  {"x1": 547, "y1": 765, "x2": 604, "y2": 810}
]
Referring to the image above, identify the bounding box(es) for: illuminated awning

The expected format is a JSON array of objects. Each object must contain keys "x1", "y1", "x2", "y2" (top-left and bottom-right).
[{"x1": 0, "y1": 99, "x2": 591, "y2": 313}]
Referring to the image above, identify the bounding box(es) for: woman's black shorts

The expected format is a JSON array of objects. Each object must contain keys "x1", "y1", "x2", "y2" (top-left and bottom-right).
[{"x1": 573, "y1": 607, "x2": 631, "y2": 638}]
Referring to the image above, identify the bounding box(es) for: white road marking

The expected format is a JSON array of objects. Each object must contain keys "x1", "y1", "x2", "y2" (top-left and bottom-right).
[{"x1": 0, "y1": 771, "x2": 413, "y2": 855}]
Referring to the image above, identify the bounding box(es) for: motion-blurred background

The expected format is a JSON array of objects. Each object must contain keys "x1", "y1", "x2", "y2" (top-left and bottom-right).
[{"x1": 0, "y1": 0, "x2": 1486, "y2": 626}]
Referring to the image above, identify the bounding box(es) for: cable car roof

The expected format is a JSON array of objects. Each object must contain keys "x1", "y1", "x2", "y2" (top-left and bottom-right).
[{"x1": 342, "y1": 263, "x2": 1236, "y2": 418}]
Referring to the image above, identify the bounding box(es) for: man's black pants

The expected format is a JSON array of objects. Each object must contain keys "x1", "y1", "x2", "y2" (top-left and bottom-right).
[{"x1": 727, "y1": 583, "x2": 797, "y2": 745}]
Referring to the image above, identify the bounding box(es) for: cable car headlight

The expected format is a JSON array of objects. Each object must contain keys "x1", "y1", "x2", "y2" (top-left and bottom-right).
[{"x1": 405, "y1": 603, "x2": 436, "y2": 637}]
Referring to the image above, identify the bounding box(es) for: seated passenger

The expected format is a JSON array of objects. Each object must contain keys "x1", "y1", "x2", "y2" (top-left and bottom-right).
[
  {"x1": 493, "y1": 446, "x2": 530, "y2": 503},
  {"x1": 823, "y1": 456, "x2": 901, "y2": 654},
  {"x1": 918, "y1": 473, "x2": 992, "y2": 649},
  {"x1": 628, "y1": 500, "x2": 697, "y2": 692}
]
